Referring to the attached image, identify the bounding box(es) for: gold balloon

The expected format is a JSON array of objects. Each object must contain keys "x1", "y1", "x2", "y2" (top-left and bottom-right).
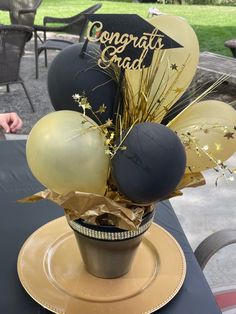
[
  {"x1": 124, "y1": 15, "x2": 199, "y2": 123},
  {"x1": 26, "y1": 110, "x2": 109, "y2": 195},
  {"x1": 168, "y1": 100, "x2": 236, "y2": 173}
]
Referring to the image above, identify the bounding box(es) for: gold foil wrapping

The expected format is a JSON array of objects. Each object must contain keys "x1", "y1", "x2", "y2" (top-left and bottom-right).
[
  {"x1": 19, "y1": 189, "x2": 154, "y2": 231},
  {"x1": 177, "y1": 172, "x2": 206, "y2": 189}
]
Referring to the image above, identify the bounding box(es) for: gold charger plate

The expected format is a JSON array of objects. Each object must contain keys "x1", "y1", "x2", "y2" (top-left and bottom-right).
[{"x1": 17, "y1": 217, "x2": 186, "y2": 314}]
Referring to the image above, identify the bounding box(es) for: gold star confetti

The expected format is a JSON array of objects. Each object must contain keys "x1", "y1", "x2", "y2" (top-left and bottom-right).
[
  {"x1": 105, "y1": 149, "x2": 112, "y2": 155},
  {"x1": 163, "y1": 105, "x2": 169, "y2": 113},
  {"x1": 79, "y1": 102, "x2": 91, "y2": 115},
  {"x1": 215, "y1": 143, "x2": 221, "y2": 151},
  {"x1": 173, "y1": 87, "x2": 184, "y2": 94},
  {"x1": 105, "y1": 118, "x2": 113, "y2": 127},
  {"x1": 202, "y1": 145, "x2": 209, "y2": 151},
  {"x1": 105, "y1": 138, "x2": 112, "y2": 145},
  {"x1": 224, "y1": 132, "x2": 234, "y2": 140},
  {"x1": 170, "y1": 63, "x2": 178, "y2": 71},
  {"x1": 72, "y1": 93, "x2": 81, "y2": 101},
  {"x1": 96, "y1": 104, "x2": 107, "y2": 114}
]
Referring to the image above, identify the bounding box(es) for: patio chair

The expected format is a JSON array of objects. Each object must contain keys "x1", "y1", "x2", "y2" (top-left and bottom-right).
[
  {"x1": 0, "y1": 25, "x2": 34, "y2": 112},
  {"x1": 195, "y1": 229, "x2": 236, "y2": 313},
  {"x1": 224, "y1": 39, "x2": 236, "y2": 58},
  {"x1": 9, "y1": 0, "x2": 42, "y2": 26},
  {"x1": 0, "y1": 0, "x2": 42, "y2": 26},
  {"x1": 0, "y1": 0, "x2": 10, "y2": 11},
  {"x1": 33, "y1": 3, "x2": 102, "y2": 79}
]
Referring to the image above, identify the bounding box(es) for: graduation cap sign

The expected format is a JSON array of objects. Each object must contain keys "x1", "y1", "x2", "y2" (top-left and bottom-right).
[{"x1": 87, "y1": 14, "x2": 183, "y2": 70}]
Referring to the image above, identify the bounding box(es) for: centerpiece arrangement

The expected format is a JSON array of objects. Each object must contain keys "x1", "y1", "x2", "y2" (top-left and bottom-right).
[{"x1": 19, "y1": 12, "x2": 236, "y2": 313}]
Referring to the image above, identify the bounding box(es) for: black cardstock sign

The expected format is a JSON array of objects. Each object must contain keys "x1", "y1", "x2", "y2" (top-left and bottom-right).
[{"x1": 87, "y1": 14, "x2": 183, "y2": 69}]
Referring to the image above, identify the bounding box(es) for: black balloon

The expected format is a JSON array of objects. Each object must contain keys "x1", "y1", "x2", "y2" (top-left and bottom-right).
[
  {"x1": 47, "y1": 42, "x2": 118, "y2": 124},
  {"x1": 111, "y1": 122, "x2": 186, "y2": 203}
]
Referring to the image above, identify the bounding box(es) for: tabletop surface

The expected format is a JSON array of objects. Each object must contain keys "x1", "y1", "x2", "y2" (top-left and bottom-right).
[
  {"x1": 0, "y1": 140, "x2": 221, "y2": 314},
  {"x1": 198, "y1": 51, "x2": 236, "y2": 84}
]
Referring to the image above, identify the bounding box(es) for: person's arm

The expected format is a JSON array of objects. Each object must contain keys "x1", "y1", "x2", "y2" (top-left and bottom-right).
[{"x1": 0, "y1": 113, "x2": 23, "y2": 133}]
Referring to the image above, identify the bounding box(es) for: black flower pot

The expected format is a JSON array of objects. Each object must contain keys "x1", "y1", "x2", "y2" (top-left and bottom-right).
[{"x1": 69, "y1": 210, "x2": 154, "y2": 279}]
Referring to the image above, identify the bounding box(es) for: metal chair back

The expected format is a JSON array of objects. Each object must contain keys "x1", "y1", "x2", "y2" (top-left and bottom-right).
[
  {"x1": 0, "y1": 25, "x2": 34, "y2": 111},
  {"x1": 9, "y1": 0, "x2": 42, "y2": 26}
]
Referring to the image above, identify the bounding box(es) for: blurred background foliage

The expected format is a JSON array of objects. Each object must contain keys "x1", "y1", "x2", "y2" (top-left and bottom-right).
[{"x1": 163, "y1": 0, "x2": 236, "y2": 4}]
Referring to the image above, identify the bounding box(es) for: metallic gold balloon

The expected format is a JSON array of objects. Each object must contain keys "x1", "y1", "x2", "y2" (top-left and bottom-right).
[
  {"x1": 26, "y1": 111, "x2": 109, "y2": 195},
  {"x1": 125, "y1": 15, "x2": 199, "y2": 123},
  {"x1": 168, "y1": 100, "x2": 236, "y2": 173}
]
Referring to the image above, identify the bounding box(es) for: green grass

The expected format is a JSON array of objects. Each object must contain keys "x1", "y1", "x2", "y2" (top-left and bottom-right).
[{"x1": 1, "y1": 1, "x2": 235, "y2": 55}]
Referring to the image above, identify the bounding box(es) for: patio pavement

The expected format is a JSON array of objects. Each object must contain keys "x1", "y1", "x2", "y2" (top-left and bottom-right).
[
  {"x1": 0, "y1": 36, "x2": 236, "y2": 291},
  {"x1": 171, "y1": 154, "x2": 236, "y2": 289}
]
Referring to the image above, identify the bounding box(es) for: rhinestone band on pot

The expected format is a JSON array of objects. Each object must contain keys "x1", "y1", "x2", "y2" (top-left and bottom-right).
[{"x1": 69, "y1": 219, "x2": 153, "y2": 241}]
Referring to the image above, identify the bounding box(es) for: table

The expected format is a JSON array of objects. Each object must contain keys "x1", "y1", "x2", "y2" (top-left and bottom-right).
[
  {"x1": 198, "y1": 51, "x2": 236, "y2": 85},
  {"x1": 0, "y1": 140, "x2": 221, "y2": 314}
]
